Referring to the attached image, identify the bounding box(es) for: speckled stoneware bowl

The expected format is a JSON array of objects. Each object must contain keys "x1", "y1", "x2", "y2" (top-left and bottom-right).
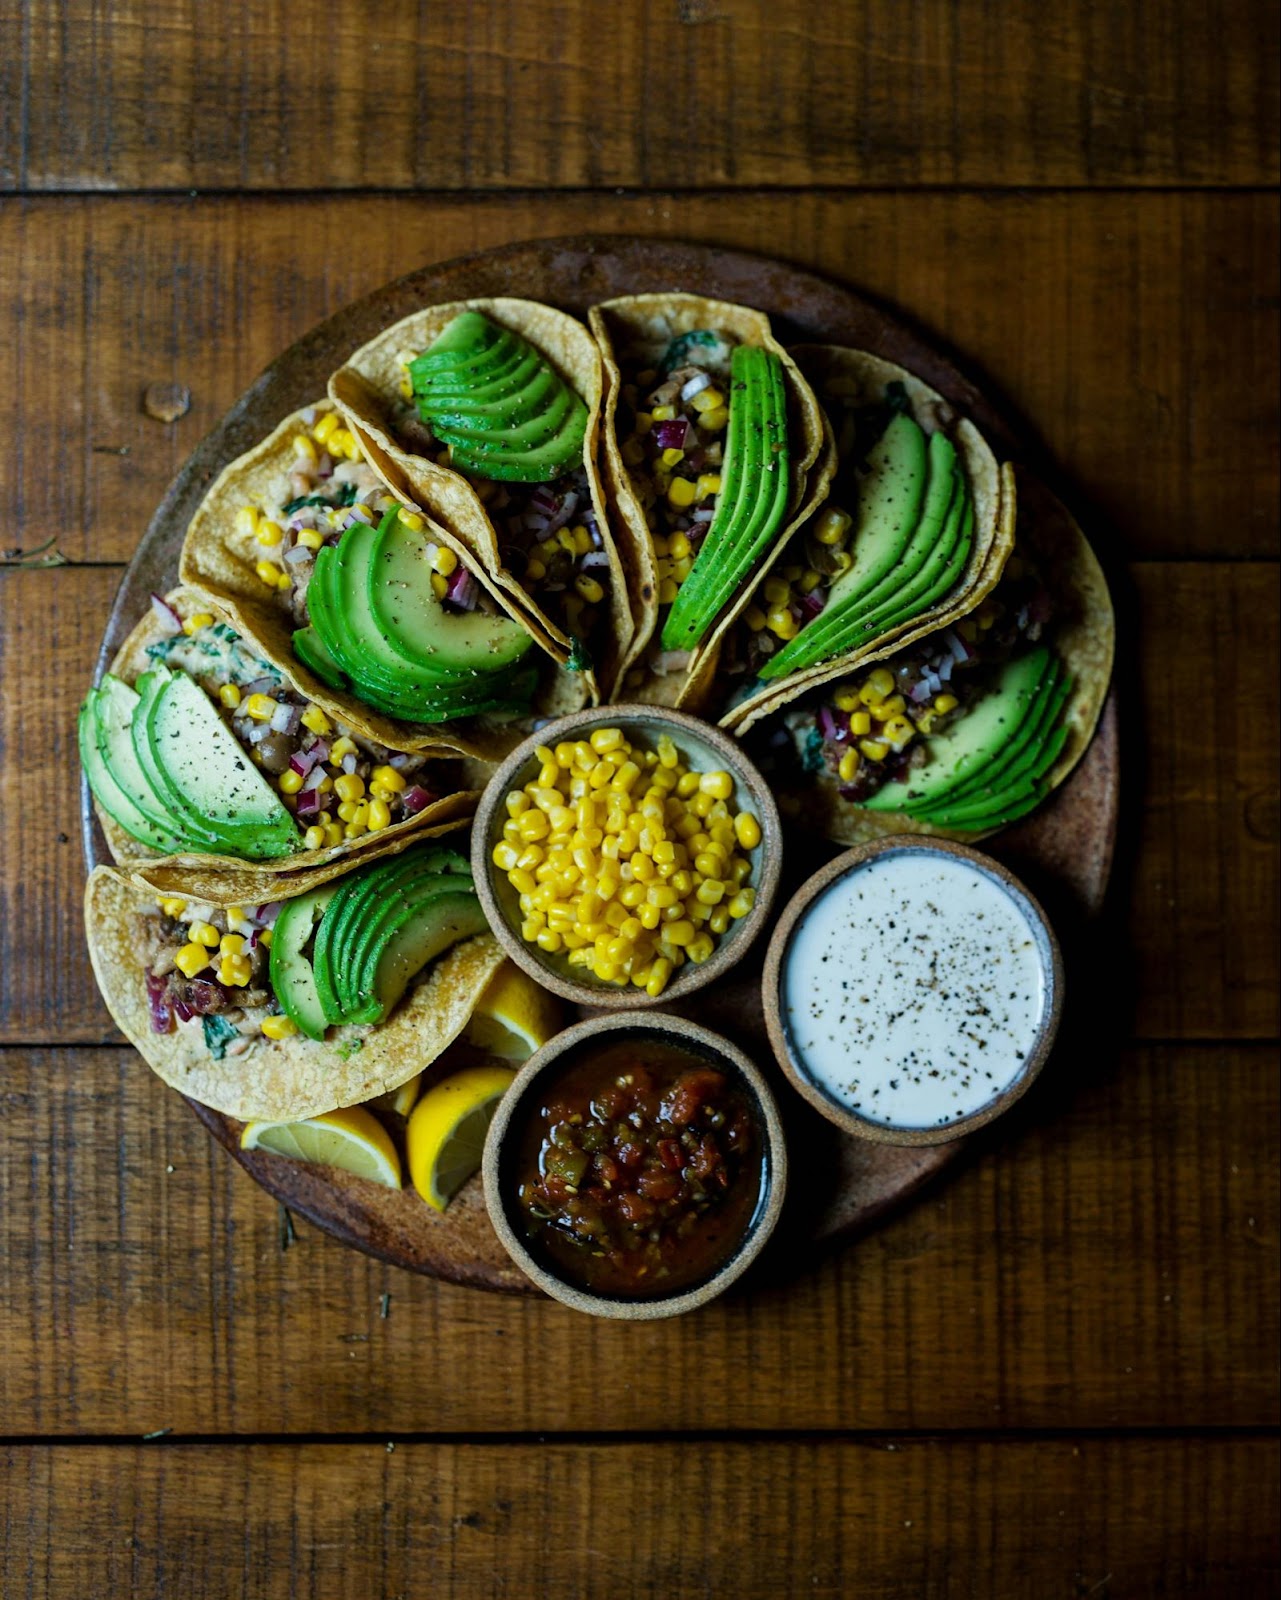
[
  {"x1": 482, "y1": 1010, "x2": 788, "y2": 1319},
  {"x1": 762, "y1": 837, "x2": 1064, "y2": 1148},
  {"x1": 471, "y1": 705, "x2": 782, "y2": 1008}
]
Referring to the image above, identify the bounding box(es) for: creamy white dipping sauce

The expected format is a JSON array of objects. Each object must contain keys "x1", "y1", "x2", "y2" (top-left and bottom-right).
[{"x1": 781, "y1": 850, "x2": 1052, "y2": 1129}]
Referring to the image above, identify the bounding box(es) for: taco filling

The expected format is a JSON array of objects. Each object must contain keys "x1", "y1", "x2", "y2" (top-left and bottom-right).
[
  {"x1": 81, "y1": 597, "x2": 458, "y2": 862},
  {"x1": 230, "y1": 406, "x2": 538, "y2": 727},
  {"x1": 746, "y1": 379, "x2": 977, "y2": 686},
  {"x1": 757, "y1": 553, "x2": 1068, "y2": 828},
  {"x1": 391, "y1": 311, "x2": 609, "y2": 648},
  {"x1": 137, "y1": 844, "x2": 486, "y2": 1051}
]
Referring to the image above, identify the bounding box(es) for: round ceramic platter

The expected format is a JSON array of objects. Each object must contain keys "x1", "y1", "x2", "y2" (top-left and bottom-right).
[{"x1": 84, "y1": 236, "x2": 1119, "y2": 1294}]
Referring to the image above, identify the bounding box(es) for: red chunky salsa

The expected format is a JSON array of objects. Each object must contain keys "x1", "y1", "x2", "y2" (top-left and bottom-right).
[{"x1": 510, "y1": 1037, "x2": 765, "y2": 1298}]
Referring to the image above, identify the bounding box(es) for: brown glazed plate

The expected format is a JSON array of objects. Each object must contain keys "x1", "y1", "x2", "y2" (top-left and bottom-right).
[{"x1": 83, "y1": 236, "x2": 1119, "y2": 1294}]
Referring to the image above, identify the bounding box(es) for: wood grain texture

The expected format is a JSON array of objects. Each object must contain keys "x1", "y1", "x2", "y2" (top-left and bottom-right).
[
  {"x1": 4, "y1": 562, "x2": 1274, "y2": 1044},
  {"x1": 0, "y1": 193, "x2": 1276, "y2": 567},
  {"x1": 1, "y1": 1041, "x2": 1274, "y2": 1436},
  {"x1": 2, "y1": 0, "x2": 1276, "y2": 193},
  {"x1": 4, "y1": 1438, "x2": 1279, "y2": 1599}
]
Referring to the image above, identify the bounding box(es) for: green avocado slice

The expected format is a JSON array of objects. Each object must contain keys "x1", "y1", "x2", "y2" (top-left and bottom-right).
[
  {"x1": 920, "y1": 718, "x2": 1071, "y2": 829},
  {"x1": 129, "y1": 670, "x2": 223, "y2": 852},
  {"x1": 660, "y1": 345, "x2": 792, "y2": 652},
  {"x1": 836, "y1": 431, "x2": 958, "y2": 620},
  {"x1": 269, "y1": 885, "x2": 337, "y2": 1040},
  {"x1": 347, "y1": 883, "x2": 487, "y2": 1027},
  {"x1": 82, "y1": 680, "x2": 191, "y2": 851},
  {"x1": 861, "y1": 649, "x2": 1052, "y2": 813},
  {"x1": 339, "y1": 865, "x2": 476, "y2": 1016},
  {"x1": 292, "y1": 625, "x2": 348, "y2": 693},
  {"x1": 845, "y1": 488, "x2": 975, "y2": 643},
  {"x1": 411, "y1": 311, "x2": 588, "y2": 484},
  {"x1": 910, "y1": 665, "x2": 1068, "y2": 818}
]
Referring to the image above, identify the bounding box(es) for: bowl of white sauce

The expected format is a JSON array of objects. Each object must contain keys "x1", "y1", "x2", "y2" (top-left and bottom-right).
[{"x1": 762, "y1": 838, "x2": 1063, "y2": 1146}]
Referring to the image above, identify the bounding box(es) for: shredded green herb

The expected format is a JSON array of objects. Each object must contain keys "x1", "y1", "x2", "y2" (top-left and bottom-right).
[
  {"x1": 566, "y1": 635, "x2": 592, "y2": 674},
  {"x1": 336, "y1": 1038, "x2": 364, "y2": 1061},
  {"x1": 282, "y1": 483, "x2": 359, "y2": 515},
  {"x1": 202, "y1": 1014, "x2": 241, "y2": 1059}
]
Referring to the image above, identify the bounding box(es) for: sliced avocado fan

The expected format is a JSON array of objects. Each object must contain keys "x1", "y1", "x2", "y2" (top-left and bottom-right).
[
  {"x1": 660, "y1": 344, "x2": 792, "y2": 653},
  {"x1": 409, "y1": 310, "x2": 588, "y2": 484}
]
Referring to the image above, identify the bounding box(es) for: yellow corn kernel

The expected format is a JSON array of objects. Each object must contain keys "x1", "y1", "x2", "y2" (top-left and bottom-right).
[
  {"x1": 883, "y1": 716, "x2": 915, "y2": 750},
  {"x1": 830, "y1": 551, "x2": 853, "y2": 575},
  {"x1": 261, "y1": 1014, "x2": 298, "y2": 1041},
  {"x1": 175, "y1": 943, "x2": 209, "y2": 979},
  {"x1": 740, "y1": 605, "x2": 769, "y2": 635},
  {"x1": 278, "y1": 768, "x2": 304, "y2": 795},
  {"x1": 664, "y1": 533, "x2": 691, "y2": 565},
  {"x1": 535, "y1": 928, "x2": 563, "y2": 955},
  {"x1": 709, "y1": 906, "x2": 731, "y2": 935},
  {"x1": 505, "y1": 789, "x2": 530, "y2": 818},
  {"x1": 658, "y1": 577, "x2": 679, "y2": 605},
  {"x1": 243, "y1": 693, "x2": 276, "y2": 723},
  {"x1": 934, "y1": 693, "x2": 959, "y2": 714},
  {"x1": 832, "y1": 688, "x2": 859, "y2": 713},
  {"x1": 814, "y1": 507, "x2": 852, "y2": 547},
  {"x1": 431, "y1": 544, "x2": 458, "y2": 577},
  {"x1": 312, "y1": 411, "x2": 340, "y2": 444},
  {"x1": 666, "y1": 476, "x2": 697, "y2": 509},
  {"x1": 157, "y1": 897, "x2": 187, "y2": 919},
  {"x1": 687, "y1": 933, "x2": 715, "y2": 965},
  {"x1": 525, "y1": 558, "x2": 546, "y2": 581},
  {"x1": 691, "y1": 388, "x2": 724, "y2": 414},
  {"x1": 645, "y1": 958, "x2": 673, "y2": 998},
  {"x1": 219, "y1": 953, "x2": 252, "y2": 988},
  {"x1": 699, "y1": 405, "x2": 729, "y2": 431},
  {"x1": 850, "y1": 710, "x2": 872, "y2": 735},
  {"x1": 304, "y1": 825, "x2": 327, "y2": 851},
  {"x1": 517, "y1": 809, "x2": 550, "y2": 842},
  {"x1": 180, "y1": 613, "x2": 215, "y2": 639},
  {"x1": 697, "y1": 770, "x2": 732, "y2": 801},
  {"x1": 274, "y1": 569, "x2": 293, "y2": 591},
  {"x1": 695, "y1": 879, "x2": 725, "y2": 906},
  {"x1": 647, "y1": 883, "x2": 678, "y2": 910},
  {"x1": 430, "y1": 572, "x2": 448, "y2": 600},
  {"x1": 292, "y1": 529, "x2": 323, "y2": 553},
  {"x1": 189, "y1": 921, "x2": 220, "y2": 949},
  {"x1": 766, "y1": 606, "x2": 798, "y2": 640},
  {"x1": 292, "y1": 433, "x2": 318, "y2": 466},
  {"x1": 733, "y1": 811, "x2": 761, "y2": 850},
  {"x1": 876, "y1": 693, "x2": 907, "y2": 718},
  {"x1": 664, "y1": 919, "x2": 695, "y2": 947},
  {"x1": 762, "y1": 576, "x2": 791, "y2": 607},
  {"x1": 333, "y1": 773, "x2": 364, "y2": 804},
  {"x1": 397, "y1": 510, "x2": 426, "y2": 533},
  {"x1": 659, "y1": 447, "x2": 685, "y2": 471},
  {"x1": 323, "y1": 822, "x2": 343, "y2": 847},
  {"x1": 255, "y1": 556, "x2": 281, "y2": 588},
  {"x1": 236, "y1": 505, "x2": 261, "y2": 534},
  {"x1": 651, "y1": 404, "x2": 676, "y2": 422},
  {"x1": 367, "y1": 798, "x2": 391, "y2": 831},
  {"x1": 575, "y1": 574, "x2": 605, "y2": 605},
  {"x1": 507, "y1": 867, "x2": 537, "y2": 897},
  {"x1": 300, "y1": 704, "x2": 331, "y2": 735},
  {"x1": 344, "y1": 819, "x2": 367, "y2": 841},
  {"x1": 217, "y1": 683, "x2": 242, "y2": 710},
  {"x1": 637, "y1": 901, "x2": 662, "y2": 931},
  {"x1": 367, "y1": 763, "x2": 404, "y2": 793},
  {"x1": 727, "y1": 887, "x2": 756, "y2": 920},
  {"x1": 867, "y1": 668, "x2": 895, "y2": 700},
  {"x1": 696, "y1": 473, "x2": 722, "y2": 499},
  {"x1": 859, "y1": 738, "x2": 890, "y2": 762},
  {"x1": 838, "y1": 748, "x2": 860, "y2": 783}
]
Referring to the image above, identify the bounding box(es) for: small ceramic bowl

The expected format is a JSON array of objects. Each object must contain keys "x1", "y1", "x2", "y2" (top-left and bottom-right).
[
  {"x1": 482, "y1": 1011, "x2": 788, "y2": 1319},
  {"x1": 471, "y1": 704, "x2": 782, "y2": 1008},
  {"x1": 762, "y1": 837, "x2": 1064, "y2": 1147}
]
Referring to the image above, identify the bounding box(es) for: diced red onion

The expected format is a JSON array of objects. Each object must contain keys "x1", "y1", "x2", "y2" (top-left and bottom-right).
[
  {"x1": 316, "y1": 451, "x2": 332, "y2": 479},
  {"x1": 944, "y1": 628, "x2": 973, "y2": 664},
  {"x1": 443, "y1": 568, "x2": 479, "y2": 611},
  {"x1": 798, "y1": 592, "x2": 825, "y2": 624},
  {"x1": 691, "y1": 508, "x2": 715, "y2": 523},
  {"x1": 341, "y1": 752, "x2": 358, "y2": 775},
  {"x1": 388, "y1": 753, "x2": 414, "y2": 771},
  {"x1": 283, "y1": 544, "x2": 312, "y2": 567},
  {"x1": 256, "y1": 902, "x2": 282, "y2": 928},
  {"x1": 243, "y1": 676, "x2": 277, "y2": 697},
  {"x1": 245, "y1": 722, "x2": 268, "y2": 745},
  {"x1": 289, "y1": 746, "x2": 319, "y2": 779},
  {"x1": 401, "y1": 785, "x2": 433, "y2": 815},
  {"x1": 530, "y1": 487, "x2": 558, "y2": 515},
  {"x1": 680, "y1": 372, "x2": 712, "y2": 402},
  {"x1": 145, "y1": 971, "x2": 174, "y2": 1034},
  {"x1": 183, "y1": 979, "x2": 225, "y2": 1016},
  {"x1": 580, "y1": 550, "x2": 610, "y2": 570},
  {"x1": 545, "y1": 490, "x2": 580, "y2": 535},
  {"x1": 938, "y1": 656, "x2": 954, "y2": 683},
  {"x1": 908, "y1": 678, "x2": 933, "y2": 705},
  {"x1": 523, "y1": 511, "x2": 550, "y2": 534},
  {"x1": 296, "y1": 787, "x2": 323, "y2": 817},
  {"x1": 301, "y1": 407, "x2": 317, "y2": 426},
  {"x1": 172, "y1": 998, "x2": 194, "y2": 1023},
  {"x1": 308, "y1": 737, "x2": 330, "y2": 765},
  {"x1": 817, "y1": 705, "x2": 850, "y2": 743},
  {"x1": 150, "y1": 594, "x2": 183, "y2": 634},
  {"x1": 270, "y1": 702, "x2": 300, "y2": 735},
  {"x1": 652, "y1": 420, "x2": 690, "y2": 451}
]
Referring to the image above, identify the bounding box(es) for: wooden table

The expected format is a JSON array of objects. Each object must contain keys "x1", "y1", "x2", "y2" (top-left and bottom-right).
[{"x1": 1, "y1": 4, "x2": 1277, "y2": 1594}]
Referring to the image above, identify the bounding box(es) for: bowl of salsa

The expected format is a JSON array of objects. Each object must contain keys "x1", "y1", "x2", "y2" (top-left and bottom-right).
[{"x1": 482, "y1": 1012, "x2": 787, "y2": 1319}]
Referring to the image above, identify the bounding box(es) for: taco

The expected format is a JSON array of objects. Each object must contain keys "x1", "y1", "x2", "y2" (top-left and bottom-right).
[
  {"x1": 740, "y1": 469, "x2": 1114, "y2": 844},
  {"x1": 85, "y1": 844, "x2": 506, "y2": 1121},
  {"x1": 80, "y1": 586, "x2": 482, "y2": 904},
  {"x1": 700, "y1": 344, "x2": 1013, "y2": 726},
  {"x1": 178, "y1": 400, "x2": 583, "y2": 761},
  {"x1": 328, "y1": 299, "x2": 631, "y2": 699},
  {"x1": 588, "y1": 293, "x2": 832, "y2": 706}
]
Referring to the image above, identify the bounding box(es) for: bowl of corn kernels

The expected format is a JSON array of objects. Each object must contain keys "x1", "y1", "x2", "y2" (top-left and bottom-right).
[{"x1": 471, "y1": 706, "x2": 783, "y2": 1008}]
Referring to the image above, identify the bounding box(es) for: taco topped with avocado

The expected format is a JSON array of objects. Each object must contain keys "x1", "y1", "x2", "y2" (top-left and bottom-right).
[
  {"x1": 85, "y1": 845, "x2": 506, "y2": 1121},
  {"x1": 179, "y1": 400, "x2": 583, "y2": 758},
  {"x1": 80, "y1": 586, "x2": 479, "y2": 903},
  {"x1": 698, "y1": 344, "x2": 1011, "y2": 726},
  {"x1": 589, "y1": 293, "x2": 832, "y2": 706},
  {"x1": 741, "y1": 470, "x2": 1114, "y2": 843},
  {"x1": 328, "y1": 298, "x2": 630, "y2": 700}
]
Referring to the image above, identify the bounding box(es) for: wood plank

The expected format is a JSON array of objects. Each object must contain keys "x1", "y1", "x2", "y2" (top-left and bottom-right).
[
  {"x1": 0, "y1": 192, "x2": 1274, "y2": 568},
  {"x1": 0, "y1": 1041, "x2": 1274, "y2": 1436},
  {"x1": 3, "y1": 1438, "x2": 1278, "y2": 1599},
  {"x1": 3, "y1": 561, "x2": 1274, "y2": 1044},
  {"x1": 2, "y1": 0, "x2": 1276, "y2": 193}
]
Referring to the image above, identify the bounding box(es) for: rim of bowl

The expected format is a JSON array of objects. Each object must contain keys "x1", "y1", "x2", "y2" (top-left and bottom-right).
[
  {"x1": 470, "y1": 704, "x2": 783, "y2": 1008},
  {"x1": 481, "y1": 1009, "x2": 789, "y2": 1319},
  {"x1": 761, "y1": 835, "x2": 1064, "y2": 1147}
]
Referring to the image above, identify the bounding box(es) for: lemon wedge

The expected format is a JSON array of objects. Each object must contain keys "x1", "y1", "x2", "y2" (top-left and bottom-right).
[
  {"x1": 241, "y1": 1105, "x2": 402, "y2": 1189},
  {"x1": 406, "y1": 1065, "x2": 516, "y2": 1212},
  {"x1": 366, "y1": 1072, "x2": 423, "y2": 1118},
  {"x1": 464, "y1": 961, "x2": 562, "y2": 1061}
]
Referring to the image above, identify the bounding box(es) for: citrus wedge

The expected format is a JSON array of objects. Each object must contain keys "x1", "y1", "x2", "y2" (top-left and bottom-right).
[
  {"x1": 241, "y1": 1105, "x2": 402, "y2": 1189},
  {"x1": 464, "y1": 961, "x2": 562, "y2": 1061},
  {"x1": 366, "y1": 1072, "x2": 423, "y2": 1119},
  {"x1": 407, "y1": 1065, "x2": 516, "y2": 1212}
]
